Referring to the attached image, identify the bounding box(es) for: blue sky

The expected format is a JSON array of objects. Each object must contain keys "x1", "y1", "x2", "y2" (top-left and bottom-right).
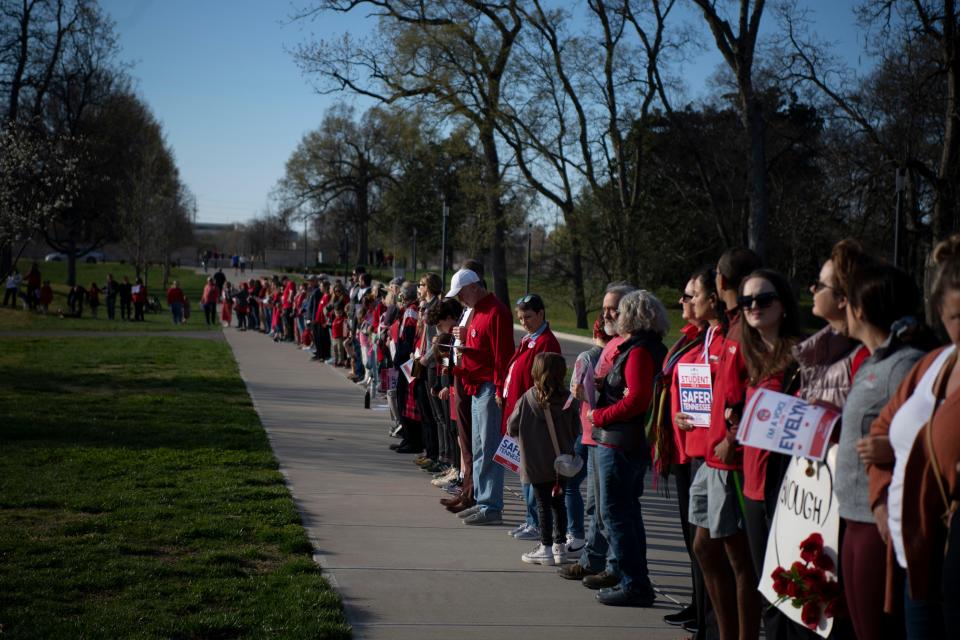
[{"x1": 101, "y1": 0, "x2": 868, "y2": 225}]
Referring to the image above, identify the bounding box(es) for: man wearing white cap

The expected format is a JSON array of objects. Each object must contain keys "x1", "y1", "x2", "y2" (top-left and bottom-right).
[{"x1": 446, "y1": 268, "x2": 515, "y2": 525}]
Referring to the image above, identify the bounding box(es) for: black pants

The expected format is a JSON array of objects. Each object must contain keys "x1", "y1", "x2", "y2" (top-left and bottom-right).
[
  {"x1": 120, "y1": 298, "x2": 132, "y2": 319},
  {"x1": 313, "y1": 324, "x2": 331, "y2": 360},
  {"x1": 133, "y1": 301, "x2": 145, "y2": 321},
  {"x1": 3, "y1": 288, "x2": 17, "y2": 307},
  {"x1": 237, "y1": 310, "x2": 247, "y2": 329},
  {"x1": 944, "y1": 512, "x2": 960, "y2": 631},
  {"x1": 106, "y1": 297, "x2": 116, "y2": 319},
  {"x1": 415, "y1": 379, "x2": 439, "y2": 460},
  {"x1": 533, "y1": 479, "x2": 567, "y2": 546}
]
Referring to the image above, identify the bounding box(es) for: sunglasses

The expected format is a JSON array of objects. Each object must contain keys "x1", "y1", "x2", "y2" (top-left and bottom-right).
[
  {"x1": 738, "y1": 292, "x2": 780, "y2": 310},
  {"x1": 679, "y1": 293, "x2": 694, "y2": 303},
  {"x1": 516, "y1": 294, "x2": 539, "y2": 306},
  {"x1": 811, "y1": 280, "x2": 833, "y2": 294}
]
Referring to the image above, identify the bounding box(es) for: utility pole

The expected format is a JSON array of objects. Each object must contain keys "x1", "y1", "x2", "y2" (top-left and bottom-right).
[
  {"x1": 525, "y1": 223, "x2": 532, "y2": 294},
  {"x1": 441, "y1": 196, "x2": 449, "y2": 288}
]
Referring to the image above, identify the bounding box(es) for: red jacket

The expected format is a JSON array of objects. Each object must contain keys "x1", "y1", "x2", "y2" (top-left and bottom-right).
[
  {"x1": 281, "y1": 280, "x2": 295, "y2": 309},
  {"x1": 331, "y1": 316, "x2": 346, "y2": 339},
  {"x1": 167, "y1": 287, "x2": 185, "y2": 305},
  {"x1": 592, "y1": 340, "x2": 655, "y2": 428},
  {"x1": 741, "y1": 373, "x2": 784, "y2": 500},
  {"x1": 453, "y1": 292, "x2": 515, "y2": 396},
  {"x1": 132, "y1": 285, "x2": 147, "y2": 304},
  {"x1": 705, "y1": 312, "x2": 747, "y2": 470},
  {"x1": 500, "y1": 325, "x2": 562, "y2": 434},
  {"x1": 671, "y1": 324, "x2": 725, "y2": 461}
]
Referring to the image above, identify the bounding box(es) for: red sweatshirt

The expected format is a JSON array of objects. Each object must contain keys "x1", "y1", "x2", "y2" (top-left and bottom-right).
[
  {"x1": 672, "y1": 324, "x2": 725, "y2": 461},
  {"x1": 705, "y1": 313, "x2": 747, "y2": 470},
  {"x1": 166, "y1": 287, "x2": 185, "y2": 305},
  {"x1": 741, "y1": 373, "x2": 784, "y2": 500},
  {"x1": 500, "y1": 325, "x2": 562, "y2": 434},
  {"x1": 453, "y1": 292, "x2": 515, "y2": 396},
  {"x1": 331, "y1": 316, "x2": 346, "y2": 339}
]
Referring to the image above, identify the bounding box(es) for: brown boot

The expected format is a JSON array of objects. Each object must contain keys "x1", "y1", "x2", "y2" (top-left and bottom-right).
[
  {"x1": 439, "y1": 494, "x2": 463, "y2": 507},
  {"x1": 445, "y1": 500, "x2": 476, "y2": 514}
]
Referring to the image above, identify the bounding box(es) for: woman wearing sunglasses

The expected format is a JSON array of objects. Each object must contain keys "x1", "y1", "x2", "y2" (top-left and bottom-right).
[
  {"x1": 734, "y1": 270, "x2": 812, "y2": 639},
  {"x1": 836, "y1": 262, "x2": 928, "y2": 640}
]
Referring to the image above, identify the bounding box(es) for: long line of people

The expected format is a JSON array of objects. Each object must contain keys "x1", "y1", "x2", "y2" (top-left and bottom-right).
[{"x1": 220, "y1": 237, "x2": 960, "y2": 640}]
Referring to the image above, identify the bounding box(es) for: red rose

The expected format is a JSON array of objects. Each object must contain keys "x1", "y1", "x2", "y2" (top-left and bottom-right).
[
  {"x1": 814, "y1": 550, "x2": 835, "y2": 573},
  {"x1": 821, "y1": 579, "x2": 842, "y2": 601},
  {"x1": 801, "y1": 601, "x2": 821, "y2": 629},
  {"x1": 790, "y1": 560, "x2": 806, "y2": 575},
  {"x1": 801, "y1": 567, "x2": 827, "y2": 595},
  {"x1": 785, "y1": 578, "x2": 801, "y2": 598},
  {"x1": 800, "y1": 533, "x2": 824, "y2": 563},
  {"x1": 825, "y1": 593, "x2": 847, "y2": 619},
  {"x1": 771, "y1": 567, "x2": 791, "y2": 595}
]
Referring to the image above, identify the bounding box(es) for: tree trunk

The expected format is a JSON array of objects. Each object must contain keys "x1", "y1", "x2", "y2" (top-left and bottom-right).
[
  {"x1": 933, "y1": 31, "x2": 959, "y2": 240},
  {"x1": 357, "y1": 181, "x2": 369, "y2": 266},
  {"x1": 67, "y1": 236, "x2": 77, "y2": 286},
  {"x1": 741, "y1": 90, "x2": 769, "y2": 259},
  {"x1": 479, "y1": 127, "x2": 509, "y2": 306},
  {"x1": 566, "y1": 217, "x2": 588, "y2": 329}
]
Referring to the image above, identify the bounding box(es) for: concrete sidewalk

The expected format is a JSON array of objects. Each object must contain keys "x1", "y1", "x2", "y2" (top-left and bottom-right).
[{"x1": 224, "y1": 329, "x2": 693, "y2": 640}]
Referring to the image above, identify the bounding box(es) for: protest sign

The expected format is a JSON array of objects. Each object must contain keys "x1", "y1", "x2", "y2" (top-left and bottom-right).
[
  {"x1": 400, "y1": 358, "x2": 415, "y2": 383},
  {"x1": 493, "y1": 434, "x2": 521, "y2": 474},
  {"x1": 677, "y1": 363, "x2": 712, "y2": 427},
  {"x1": 738, "y1": 389, "x2": 839, "y2": 461},
  {"x1": 759, "y1": 446, "x2": 841, "y2": 638}
]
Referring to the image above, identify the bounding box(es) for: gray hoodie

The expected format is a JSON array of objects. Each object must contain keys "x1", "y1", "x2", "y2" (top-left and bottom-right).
[{"x1": 835, "y1": 333, "x2": 924, "y2": 522}]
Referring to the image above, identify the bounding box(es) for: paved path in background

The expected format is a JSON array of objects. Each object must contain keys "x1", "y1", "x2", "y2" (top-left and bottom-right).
[
  {"x1": 0, "y1": 330, "x2": 223, "y2": 340},
  {"x1": 224, "y1": 328, "x2": 693, "y2": 640}
]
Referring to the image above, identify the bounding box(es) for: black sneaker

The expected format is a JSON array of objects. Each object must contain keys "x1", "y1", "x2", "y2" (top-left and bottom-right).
[{"x1": 663, "y1": 604, "x2": 696, "y2": 627}]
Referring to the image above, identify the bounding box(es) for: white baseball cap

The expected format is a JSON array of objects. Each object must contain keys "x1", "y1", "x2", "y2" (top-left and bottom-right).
[{"x1": 445, "y1": 268, "x2": 480, "y2": 298}]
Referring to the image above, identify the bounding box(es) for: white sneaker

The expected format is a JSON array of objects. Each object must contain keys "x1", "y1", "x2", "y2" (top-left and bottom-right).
[
  {"x1": 565, "y1": 536, "x2": 586, "y2": 560},
  {"x1": 507, "y1": 523, "x2": 526, "y2": 537},
  {"x1": 522, "y1": 544, "x2": 555, "y2": 566},
  {"x1": 513, "y1": 524, "x2": 540, "y2": 540},
  {"x1": 552, "y1": 542, "x2": 568, "y2": 564}
]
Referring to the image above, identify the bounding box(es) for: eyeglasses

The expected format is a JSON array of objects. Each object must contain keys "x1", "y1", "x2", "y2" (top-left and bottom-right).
[
  {"x1": 679, "y1": 293, "x2": 694, "y2": 303},
  {"x1": 811, "y1": 280, "x2": 833, "y2": 294},
  {"x1": 738, "y1": 292, "x2": 780, "y2": 310},
  {"x1": 516, "y1": 294, "x2": 537, "y2": 306}
]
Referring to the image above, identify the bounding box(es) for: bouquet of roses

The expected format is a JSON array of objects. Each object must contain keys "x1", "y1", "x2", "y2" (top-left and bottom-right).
[{"x1": 770, "y1": 533, "x2": 844, "y2": 630}]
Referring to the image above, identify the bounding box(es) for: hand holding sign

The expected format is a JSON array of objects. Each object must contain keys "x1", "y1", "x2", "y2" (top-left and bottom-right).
[{"x1": 737, "y1": 389, "x2": 840, "y2": 462}]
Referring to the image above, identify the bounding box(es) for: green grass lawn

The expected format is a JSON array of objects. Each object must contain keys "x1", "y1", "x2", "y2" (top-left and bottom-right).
[
  {"x1": 1, "y1": 262, "x2": 216, "y2": 332},
  {"x1": 0, "y1": 337, "x2": 350, "y2": 639}
]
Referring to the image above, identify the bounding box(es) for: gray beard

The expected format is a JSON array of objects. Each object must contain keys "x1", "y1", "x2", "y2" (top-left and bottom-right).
[{"x1": 604, "y1": 321, "x2": 617, "y2": 336}]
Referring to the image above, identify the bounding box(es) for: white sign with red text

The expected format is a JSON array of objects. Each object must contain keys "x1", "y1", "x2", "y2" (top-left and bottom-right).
[
  {"x1": 737, "y1": 389, "x2": 839, "y2": 461},
  {"x1": 677, "y1": 363, "x2": 713, "y2": 427}
]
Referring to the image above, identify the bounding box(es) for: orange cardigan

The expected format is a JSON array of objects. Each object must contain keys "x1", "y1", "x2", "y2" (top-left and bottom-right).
[{"x1": 867, "y1": 346, "x2": 960, "y2": 610}]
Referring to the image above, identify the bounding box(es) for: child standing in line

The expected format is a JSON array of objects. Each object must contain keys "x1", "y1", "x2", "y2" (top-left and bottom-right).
[
  {"x1": 331, "y1": 305, "x2": 347, "y2": 366},
  {"x1": 507, "y1": 352, "x2": 580, "y2": 566}
]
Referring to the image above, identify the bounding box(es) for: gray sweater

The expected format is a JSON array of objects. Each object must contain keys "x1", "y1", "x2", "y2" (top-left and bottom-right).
[{"x1": 835, "y1": 335, "x2": 924, "y2": 522}]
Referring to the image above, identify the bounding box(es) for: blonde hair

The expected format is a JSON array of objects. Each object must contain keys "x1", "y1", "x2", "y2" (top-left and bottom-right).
[
  {"x1": 932, "y1": 234, "x2": 960, "y2": 310},
  {"x1": 531, "y1": 352, "x2": 567, "y2": 408}
]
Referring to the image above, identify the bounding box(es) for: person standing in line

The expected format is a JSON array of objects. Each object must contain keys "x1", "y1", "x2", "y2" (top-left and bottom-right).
[
  {"x1": 447, "y1": 268, "x2": 515, "y2": 526},
  {"x1": 501, "y1": 293, "x2": 563, "y2": 545},
  {"x1": 104, "y1": 274, "x2": 118, "y2": 320},
  {"x1": 221, "y1": 282, "x2": 234, "y2": 327},
  {"x1": 167, "y1": 280, "x2": 186, "y2": 324},
  {"x1": 3, "y1": 268, "x2": 20, "y2": 308},
  {"x1": 38, "y1": 280, "x2": 53, "y2": 315},
  {"x1": 587, "y1": 290, "x2": 669, "y2": 607},
  {"x1": 131, "y1": 277, "x2": 147, "y2": 321},
  {"x1": 87, "y1": 281, "x2": 102, "y2": 319},
  {"x1": 68, "y1": 283, "x2": 86, "y2": 317},
  {"x1": 213, "y1": 268, "x2": 226, "y2": 293},
  {"x1": 508, "y1": 352, "x2": 580, "y2": 566},
  {"x1": 119, "y1": 276, "x2": 133, "y2": 320}
]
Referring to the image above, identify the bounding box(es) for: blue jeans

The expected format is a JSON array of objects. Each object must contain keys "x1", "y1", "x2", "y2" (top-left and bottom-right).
[
  {"x1": 523, "y1": 482, "x2": 539, "y2": 528},
  {"x1": 353, "y1": 338, "x2": 364, "y2": 377},
  {"x1": 170, "y1": 302, "x2": 183, "y2": 324},
  {"x1": 565, "y1": 434, "x2": 587, "y2": 538},
  {"x1": 595, "y1": 444, "x2": 652, "y2": 594},
  {"x1": 471, "y1": 382, "x2": 504, "y2": 516},
  {"x1": 904, "y1": 575, "x2": 944, "y2": 639},
  {"x1": 579, "y1": 445, "x2": 617, "y2": 575}
]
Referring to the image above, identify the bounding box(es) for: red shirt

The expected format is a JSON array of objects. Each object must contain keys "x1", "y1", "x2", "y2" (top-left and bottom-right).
[
  {"x1": 281, "y1": 281, "x2": 295, "y2": 309},
  {"x1": 132, "y1": 285, "x2": 147, "y2": 304},
  {"x1": 672, "y1": 324, "x2": 725, "y2": 460},
  {"x1": 452, "y1": 292, "x2": 515, "y2": 396},
  {"x1": 592, "y1": 341, "x2": 655, "y2": 428},
  {"x1": 331, "y1": 316, "x2": 346, "y2": 339},
  {"x1": 166, "y1": 287, "x2": 185, "y2": 305},
  {"x1": 500, "y1": 325, "x2": 562, "y2": 434},
  {"x1": 314, "y1": 293, "x2": 330, "y2": 325},
  {"x1": 742, "y1": 374, "x2": 784, "y2": 501},
  {"x1": 705, "y1": 313, "x2": 748, "y2": 470}
]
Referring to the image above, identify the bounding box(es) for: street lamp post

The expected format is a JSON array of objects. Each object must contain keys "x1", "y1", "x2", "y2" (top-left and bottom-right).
[{"x1": 440, "y1": 196, "x2": 449, "y2": 287}]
